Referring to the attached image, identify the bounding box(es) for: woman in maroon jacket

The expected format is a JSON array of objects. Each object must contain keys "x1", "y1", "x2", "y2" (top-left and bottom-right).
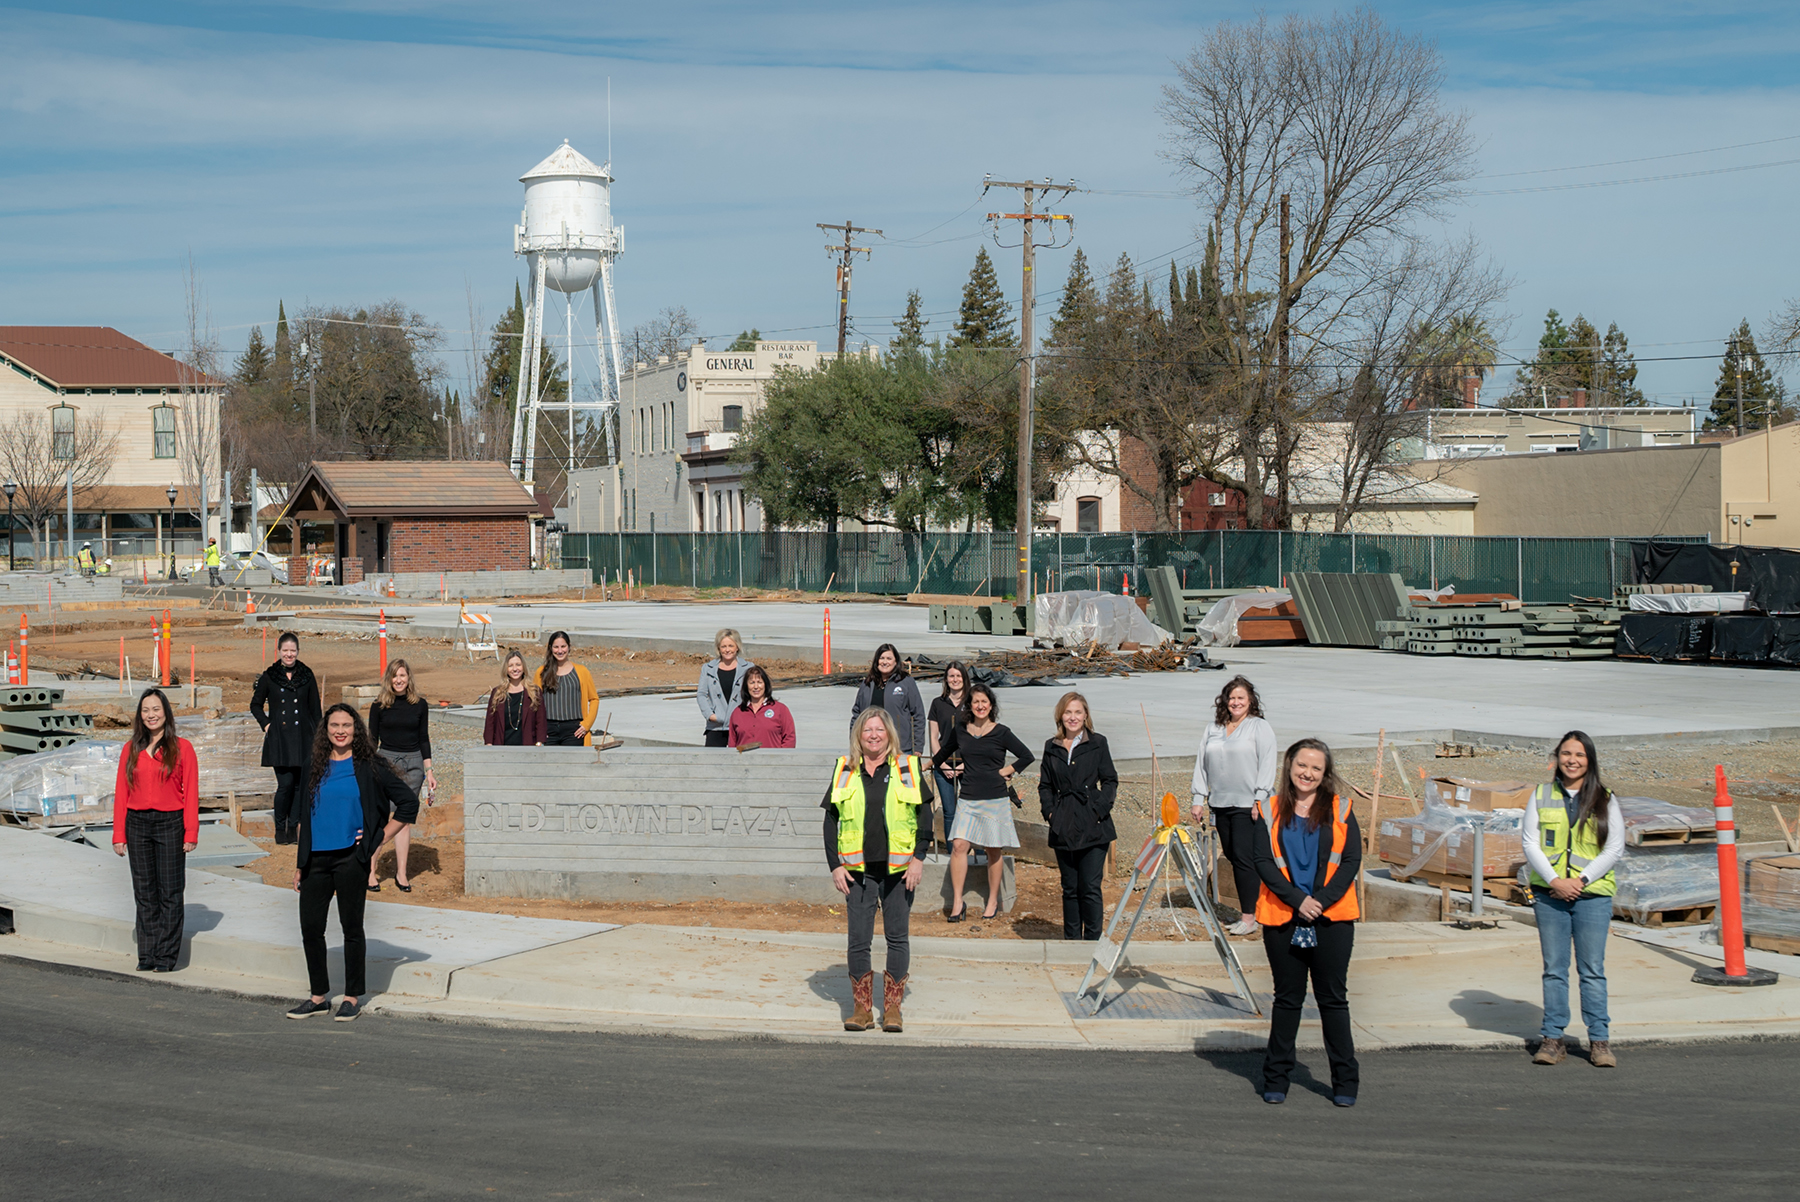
[
  {"x1": 111, "y1": 687, "x2": 200, "y2": 972},
  {"x1": 483, "y1": 649, "x2": 547, "y2": 746},
  {"x1": 728, "y1": 666, "x2": 795, "y2": 748}
]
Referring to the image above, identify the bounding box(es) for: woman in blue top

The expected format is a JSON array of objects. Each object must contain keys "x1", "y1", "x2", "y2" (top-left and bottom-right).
[{"x1": 286, "y1": 704, "x2": 418, "y2": 1023}]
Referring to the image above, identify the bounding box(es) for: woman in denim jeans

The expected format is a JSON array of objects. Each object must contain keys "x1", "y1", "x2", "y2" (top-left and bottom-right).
[{"x1": 1523, "y1": 730, "x2": 1625, "y2": 1069}]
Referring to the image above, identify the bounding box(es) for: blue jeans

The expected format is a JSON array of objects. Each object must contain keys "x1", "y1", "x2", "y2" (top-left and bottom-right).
[
  {"x1": 1533, "y1": 889, "x2": 1611, "y2": 1041},
  {"x1": 933, "y1": 770, "x2": 959, "y2": 850}
]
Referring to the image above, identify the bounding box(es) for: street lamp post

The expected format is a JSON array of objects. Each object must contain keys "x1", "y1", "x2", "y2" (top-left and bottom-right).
[
  {"x1": 166, "y1": 485, "x2": 179, "y2": 580},
  {"x1": 3, "y1": 480, "x2": 15, "y2": 571}
]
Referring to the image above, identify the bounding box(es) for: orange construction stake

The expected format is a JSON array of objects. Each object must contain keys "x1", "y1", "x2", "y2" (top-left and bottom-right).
[
  {"x1": 18, "y1": 613, "x2": 27, "y2": 686},
  {"x1": 119, "y1": 636, "x2": 125, "y2": 694},
  {"x1": 190, "y1": 644, "x2": 196, "y2": 709},
  {"x1": 822, "y1": 607, "x2": 832, "y2": 674},
  {"x1": 160, "y1": 608, "x2": 171, "y2": 687},
  {"x1": 379, "y1": 607, "x2": 388, "y2": 675}
]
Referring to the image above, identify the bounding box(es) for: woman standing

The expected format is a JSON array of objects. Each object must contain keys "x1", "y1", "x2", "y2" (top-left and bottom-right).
[
  {"x1": 538, "y1": 631, "x2": 600, "y2": 747},
  {"x1": 110, "y1": 688, "x2": 199, "y2": 972},
  {"x1": 286, "y1": 705, "x2": 418, "y2": 1023},
  {"x1": 366, "y1": 659, "x2": 433, "y2": 894},
  {"x1": 1038, "y1": 692, "x2": 1118, "y2": 941},
  {"x1": 250, "y1": 632, "x2": 322, "y2": 845},
  {"x1": 484, "y1": 649, "x2": 547, "y2": 746},
  {"x1": 927, "y1": 662, "x2": 970, "y2": 853},
  {"x1": 824, "y1": 709, "x2": 930, "y2": 1033},
  {"x1": 850, "y1": 643, "x2": 926, "y2": 756},
  {"x1": 1525, "y1": 730, "x2": 1625, "y2": 1069},
  {"x1": 697, "y1": 629, "x2": 754, "y2": 748},
  {"x1": 933, "y1": 683, "x2": 1034, "y2": 922},
  {"x1": 1190, "y1": 675, "x2": 1278, "y2": 937},
  {"x1": 728, "y1": 666, "x2": 795, "y2": 748},
  {"x1": 1252, "y1": 738, "x2": 1361, "y2": 1108}
]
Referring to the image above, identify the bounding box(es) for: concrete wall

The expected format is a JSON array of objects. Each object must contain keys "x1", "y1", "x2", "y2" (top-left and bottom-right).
[
  {"x1": 376, "y1": 568, "x2": 589, "y2": 598},
  {"x1": 0, "y1": 573, "x2": 124, "y2": 606},
  {"x1": 1422, "y1": 443, "x2": 1721, "y2": 538}
]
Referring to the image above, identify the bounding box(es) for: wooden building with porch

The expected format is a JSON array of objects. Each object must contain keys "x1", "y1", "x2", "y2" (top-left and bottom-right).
[{"x1": 277, "y1": 462, "x2": 539, "y2": 584}]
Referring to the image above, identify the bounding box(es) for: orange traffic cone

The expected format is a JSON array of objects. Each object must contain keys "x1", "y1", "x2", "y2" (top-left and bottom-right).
[{"x1": 245, "y1": 591, "x2": 256, "y2": 614}]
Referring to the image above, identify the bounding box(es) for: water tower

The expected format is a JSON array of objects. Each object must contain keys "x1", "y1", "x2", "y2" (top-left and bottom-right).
[{"x1": 509, "y1": 140, "x2": 625, "y2": 491}]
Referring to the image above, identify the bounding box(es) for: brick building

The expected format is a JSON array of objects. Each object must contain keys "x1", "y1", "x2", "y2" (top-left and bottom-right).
[{"x1": 280, "y1": 461, "x2": 539, "y2": 583}]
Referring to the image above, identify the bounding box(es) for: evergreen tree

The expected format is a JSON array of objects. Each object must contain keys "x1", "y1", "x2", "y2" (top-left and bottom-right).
[
  {"x1": 272, "y1": 300, "x2": 292, "y2": 397},
  {"x1": 891, "y1": 290, "x2": 929, "y2": 356},
  {"x1": 1711, "y1": 319, "x2": 1789, "y2": 431},
  {"x1": 480, "y1": 282, "x2": 565, "y2": 413},
  {"x1": 234, "y1": 325, "x2": 273, "y2": 387},
  {"x1": 951, "y1": 246, "x2": 1014, "y2": 348},
  {"x1": 727, "y1": 329, "x2": 761, "y2": 352},
  {"x1": 1048, "y1": 248, "x2": 1098, "y2": 346},
  {"x1": 1598, "y1": 322, "x2": 1645, "y2": 406},
  {"x1": 1509, "y1": 309, "x2": 1582, "y2": 405}
]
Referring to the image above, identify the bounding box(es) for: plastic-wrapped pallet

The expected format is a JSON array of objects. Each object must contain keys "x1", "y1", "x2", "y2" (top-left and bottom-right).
[
  {"x1": 1716, "y1": 852, "x2": 1800, "y2": 951},
  {"x1": 1615, "y1": 795, "x2": 1714, "y2": 845},
  {"x1": 1033, "y1": 591, "x2": 1172, "y2": 649},
  {"x1": 0, "y1": 740, "x2": 118, "y2": 820},
  {"x1": 174, "y1": 715, "x2": 271, "y2": 797},
  {"x1": 1377, "y1": 800, "x2": 1525, "y2": 880},
  {"x1": 1607, "y1": 845, "x2": 1719, "y2": 924}
]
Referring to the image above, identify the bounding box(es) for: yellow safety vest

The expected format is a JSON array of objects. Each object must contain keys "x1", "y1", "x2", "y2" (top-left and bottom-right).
[
  {"x1": 78, "y1": 549, "x2": 94, "y2": 567},
  {"x1": 1528, "y1": 782, "x2": 1617, "y2": 897},
  {"x1": 830, "y1": 754, "x2": 922, "y2": 871},
  {"x1": 205, "y1": 545, "x2": 221, "y2": 566}
]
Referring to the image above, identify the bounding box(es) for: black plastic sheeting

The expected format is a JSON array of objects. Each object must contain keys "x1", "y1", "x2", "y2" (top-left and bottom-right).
[
  {"x1": 1631, "y1": 542, "x2": 1800, "y2": 613},
  {"x1": 1711, "y1": 616, "x2": 1776, "y2": 663},
  {"x1": 1616, "y1": 613, "x2": 1713, "y2": 661}
]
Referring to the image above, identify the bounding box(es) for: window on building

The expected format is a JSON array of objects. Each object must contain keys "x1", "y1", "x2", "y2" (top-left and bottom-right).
[
  {"x1": 664, "y1": 404, "x2": 673, "y2": 450},
  {"x1": 51, "y1": 405, "x2": 75, "y2": 459},
  {"x1": 722, "y1": 405, "x2": 743, "y2": 432},
  {"x1": 1077, "y1": 496, "x2": 1101, "y2": 533},
  {"x1": 694, "y1": 489, "x2": 707, "y2": 531},
  {"x1": 152, "y1": 405, "x2": 177, "y2": 458}
]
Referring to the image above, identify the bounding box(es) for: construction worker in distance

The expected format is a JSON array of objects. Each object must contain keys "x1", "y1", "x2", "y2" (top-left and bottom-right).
[
  {"x1": 1524, "y1": 730, "x2": 1625, "y2": 1070},
  {"x1": 98, "y1": 557, "x2": 113, "y2": 575},
  {"x1": 205, "y1": 538, "x2": 223, "y2": 587},
  {"x1": 77, "y1": 542, "x2": 96, "y2": 576}
]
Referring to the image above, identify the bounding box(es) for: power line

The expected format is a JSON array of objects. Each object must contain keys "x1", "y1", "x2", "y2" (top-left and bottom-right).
[
  {"x1": 1477, "y1": 131, "x2": 1800, "y2": 179},
  {"x1": 1471, "y1": 155, "x2": 1800, "y2": 196}
]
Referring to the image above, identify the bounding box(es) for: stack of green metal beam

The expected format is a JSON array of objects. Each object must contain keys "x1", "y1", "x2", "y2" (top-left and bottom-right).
[
  {"x1": 0, "y1": 687, "x2": 93, "y2": 759},
  {"x1": 1378, "y1": 603, "x2": 1622, "y2": 659},
  {"x1": 1287, "y1": 572, "x2": 1411, "y2": 648}
]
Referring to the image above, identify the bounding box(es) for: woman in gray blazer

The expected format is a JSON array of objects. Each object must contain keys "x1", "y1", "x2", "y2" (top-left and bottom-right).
[
  {"x1": 849, "y1": 643, "x2": 927, "y2": 756},
  {"x1": 697, "y1": 628, "x2": 754, "y2": 747}
]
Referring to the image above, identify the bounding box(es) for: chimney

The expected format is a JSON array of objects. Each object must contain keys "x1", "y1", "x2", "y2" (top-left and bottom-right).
[
  {"x1": 1461, "y1": 374, "x2": 1480, "y2": 409},
  {"x1": 1556, "y1": 394, "x2": 1571, "y2": 409},
  {"x1": 1572, "y1": 387, "x2": 1588, "y2": 408}
]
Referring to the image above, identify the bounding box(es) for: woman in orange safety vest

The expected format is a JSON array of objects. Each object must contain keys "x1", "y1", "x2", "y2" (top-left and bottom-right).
[{"x1": 1252, "y1": 737, "x2": 1361, "y2": 1108}]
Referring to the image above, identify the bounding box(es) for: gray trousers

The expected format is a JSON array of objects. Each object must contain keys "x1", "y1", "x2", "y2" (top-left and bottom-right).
[{"x1": 846, "y1": 872, "x2": 912, "y2": 981}]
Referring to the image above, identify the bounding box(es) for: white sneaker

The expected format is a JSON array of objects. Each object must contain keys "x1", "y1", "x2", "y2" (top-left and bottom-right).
[{"x1": 1227, "y1": 917, "x2": 1258, "y2": 937}]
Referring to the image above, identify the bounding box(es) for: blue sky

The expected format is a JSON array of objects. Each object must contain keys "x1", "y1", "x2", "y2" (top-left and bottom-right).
[{"x1": 2, "y1": 1, "x2": 1797, "y2": 405}]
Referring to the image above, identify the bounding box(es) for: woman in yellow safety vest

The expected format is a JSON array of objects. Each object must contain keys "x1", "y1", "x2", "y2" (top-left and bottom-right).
[
  {"x1": 1524, "y1": 730, "x2": 1625, "y2": 1069},
  {"x1": 822, "y1": 708, "x2": 931, "y2": 1033},
  {"x1": 1252, "y1": 737, "x2": 1361, "y2": 1107}
]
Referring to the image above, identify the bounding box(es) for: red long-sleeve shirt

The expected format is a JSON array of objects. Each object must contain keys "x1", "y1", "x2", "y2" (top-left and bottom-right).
[
  {"x1": 112, "y1": 738, "x2": 200, "y2": 844},
  {"x1": 728, "y1": 700, "x2": 796, "y2": 749}
]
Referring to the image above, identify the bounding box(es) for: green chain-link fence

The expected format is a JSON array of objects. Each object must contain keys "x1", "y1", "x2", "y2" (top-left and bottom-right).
[{"x1": 560, "y1": 531, "x2": 1707, "y2": 605}]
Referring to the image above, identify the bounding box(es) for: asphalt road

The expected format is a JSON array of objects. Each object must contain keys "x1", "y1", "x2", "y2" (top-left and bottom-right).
[{"x1": 3, "y1": 955, "x2": 1794, "y2": 1200}]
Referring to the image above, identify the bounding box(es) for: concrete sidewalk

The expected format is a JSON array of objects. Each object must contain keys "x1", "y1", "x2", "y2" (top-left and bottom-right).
[{"x1": 4, "y1": 825, "x2": 1797, "y2": 1050}]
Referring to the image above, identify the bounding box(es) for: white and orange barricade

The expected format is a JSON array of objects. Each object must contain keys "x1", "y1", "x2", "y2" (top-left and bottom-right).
[{"x1": 458, "y1": 600, "x2": 499, "y2": 662}]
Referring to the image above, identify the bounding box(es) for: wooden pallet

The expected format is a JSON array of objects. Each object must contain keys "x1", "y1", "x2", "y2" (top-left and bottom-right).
[
  {"x1": 1626, "y1": 903, "x2": 1717, "y2": 928},
  {"x1": 1630, "y1": 827, "x2": 1716, "y2": 847},
  {"x1": 1388, "y1": 866, "x2": 1528, "y2": 903},
  {"x1": 1748, "y1": 932, "x2": 1800, "y2": 956}
]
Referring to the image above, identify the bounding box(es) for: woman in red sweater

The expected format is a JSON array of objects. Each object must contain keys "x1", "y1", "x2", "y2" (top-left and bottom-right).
[
  {"x1": 111, "y1": 687, "x2": 199, "y2": 973},
  {"x1": 728, "y1": 666, "x2": 795, "y2": 749}
]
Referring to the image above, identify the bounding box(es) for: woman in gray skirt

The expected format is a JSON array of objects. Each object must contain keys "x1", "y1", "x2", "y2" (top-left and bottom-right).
[
  {"x1": 366, "y1": 658, "x2": 431, "y2": 893},
  {"x1": 933, "y1": 683, "x2": 1034, "y2": 921}
]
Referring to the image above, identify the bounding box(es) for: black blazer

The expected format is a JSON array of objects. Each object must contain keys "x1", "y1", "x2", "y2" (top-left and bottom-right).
[
  {"x1": 251, "y1": 660, "x2": 322, "y2": 768},
  {"x1": 1251, "y1": 802, "x2": 1362, "y2": 925},
  {"x1": 295, "y1": 755, "x2": 420, "y2": 869},
  {"x1": 1037, "y1": 732, "x2": 1119, "y2": 851}
]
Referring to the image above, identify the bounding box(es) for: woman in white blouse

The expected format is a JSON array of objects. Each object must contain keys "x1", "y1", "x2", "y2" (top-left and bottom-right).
[{"x1": 1190, "y1": 675, "x2": 1277, "y2": 937}]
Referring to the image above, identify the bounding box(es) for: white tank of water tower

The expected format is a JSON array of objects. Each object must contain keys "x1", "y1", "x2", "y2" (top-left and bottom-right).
[{"x1": 514, "y1": 139, "x2": 621, "y2": 291}]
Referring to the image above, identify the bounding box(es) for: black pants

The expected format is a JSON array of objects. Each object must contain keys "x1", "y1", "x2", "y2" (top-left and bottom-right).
[
  {"x1": 1055, "y1": 844, "x2": 1108, "y2": 940},
  {"x1": 1262, "y1": 920, "x2": 1358, "y2": 1097},
  {"x1": 299, "y1": 848, "x2": 368, "y2": 998},
  {"x1": 545, "y1": 718, "x2": 586, "y2": 746},
  {"x1": 846, "y1": 872, "x2": 912, "y2": 981},
  {"x1": 126, "y1": 809, "x2": 186, "y2": 968},
  {"x1": 1212, "y1": 806, "x2": 1262, "y2": 920},
  {"x1": 703, "y1": 730, "x2": 729, "y2": 748},
  {"x1": 272, "y1": 767, "x2": 305, "y2": 833}
]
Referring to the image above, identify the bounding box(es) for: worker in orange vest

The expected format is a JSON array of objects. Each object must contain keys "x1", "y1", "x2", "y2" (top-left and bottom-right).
[{"x1": 1252, "y1": 737, "x2": 1362, "y2": 1108}]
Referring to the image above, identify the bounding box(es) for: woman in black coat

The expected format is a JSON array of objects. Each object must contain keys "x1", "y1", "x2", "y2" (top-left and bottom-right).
[
  {"x1": 250, "y1": 631, "x2": 322, "y2": 845},
  {"x1": 1037, "y1": 691, "x2": 1118, "y2": 940}
]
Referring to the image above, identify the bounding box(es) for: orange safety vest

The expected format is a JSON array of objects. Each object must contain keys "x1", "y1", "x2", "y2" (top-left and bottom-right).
[{"x1": 1254, "y1": 794, "x2": 1361, "y2": 926}]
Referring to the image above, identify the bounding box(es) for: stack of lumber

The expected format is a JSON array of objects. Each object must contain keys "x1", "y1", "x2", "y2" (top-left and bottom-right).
[
  {"x1": 0, "y1": 687, "x2": 93, "y2": 762},
  {"x1": 1378, "y1": 601, "x2": 1622, "y2": 659}
]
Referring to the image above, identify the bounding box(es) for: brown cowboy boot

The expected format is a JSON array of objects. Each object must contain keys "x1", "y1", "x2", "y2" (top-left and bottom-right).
[
  {"x1": 882, "y1": 974, "x2": 906, "y2": 1032},
  {"x1": 845, "y1": 972, "x2": 875, "y2": 1031}
]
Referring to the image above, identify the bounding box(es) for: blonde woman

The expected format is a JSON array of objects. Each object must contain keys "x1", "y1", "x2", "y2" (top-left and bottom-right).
[
  {"x1": 485, "y1": 649, "x2": 546, "y2": 746},
  {"x1": 698, "y1": 628, "x2": 755, "y2": 747},
  {"x1": 366, "y1": 658, "x2": 433, "y2": 893},
  {"x1": 822, "y1": 708, "x2": 932, "y2": 1033},
  {"x1": 539, "y1": 631, "x2": 600, "y2": 746}
]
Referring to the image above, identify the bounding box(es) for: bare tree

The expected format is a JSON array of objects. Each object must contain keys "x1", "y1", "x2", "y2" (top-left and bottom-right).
[
  {"x1": 625, "y1": 305, "x2": 699, "y2": 365},
  {"x1": 0, "y1": 412, "x2": 119, "y2": 566},
  {"x1": 1160, "y1": 8, "x2": 1477, "y2": 527},
  {"x1": 1767, "y1": 297, "x2": 1800, "y2": 353},
  {"x1": 175, "y1": 261, "x2": 226, "y2": 543}
]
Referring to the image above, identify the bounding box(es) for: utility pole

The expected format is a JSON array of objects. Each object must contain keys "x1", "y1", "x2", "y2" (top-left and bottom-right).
[
  {"x1": 816, "y1": 220, "x2": 881, "y2": 358},
  {"x1": 1734, "y1": 333, "x2": 1744, "y2": 437},
  {"x1": 1274, "y1": 193, "x2": 1299, "y2": 529},
  {"x1": 984, "y1": 176, "x2": 1075, "y2": 604}
]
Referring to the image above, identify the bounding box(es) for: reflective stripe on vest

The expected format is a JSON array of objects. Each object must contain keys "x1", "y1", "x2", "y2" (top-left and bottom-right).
[
  {"x1": 1255, "y1": 794, "x2": 1361, "y2": 925},
  {"x1": 830, "y1": 755, "x2": 922, "y2": 870},
  {"x1": 1528, "y1": 782, "x2": 1617, "y2": 897}
]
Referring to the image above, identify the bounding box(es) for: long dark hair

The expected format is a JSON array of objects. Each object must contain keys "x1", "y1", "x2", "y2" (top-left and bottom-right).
[
  {"x1": 308, "y1": 703, "x2": 378, "y2": 803},
  {"x1": 865, "y1": 642, "x2": 905, "y2": 688},
  {"x1": 1553, "y1": 729, "x2": 1612, "y2": 846},
  {"x1": 1213, "y1": 675, "x2": 1264, "y2": 726},
  {"x1": 939, "y1": 660, "x2": 970, "y2": 700},
  {"x1": 738, "y1": 665, "x2": 774, "y2": 709},
  {"x1": 960, "y1": 681, "x2": 1000, "y2": 726},
  {"x1": 540, "y1": 630, "x2": 572, "y2": 692},
  {"x1": 1271, "y1": 738, "x2": 1343, "y2": 834},
  {"x1": 125, "y1": 688, "x2": 179, "y2": 788}
]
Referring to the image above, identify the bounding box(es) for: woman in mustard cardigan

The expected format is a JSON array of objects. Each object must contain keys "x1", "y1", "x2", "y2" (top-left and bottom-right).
[{"x1": 537, "y1": 630, "x2": 600, "y2": 746}]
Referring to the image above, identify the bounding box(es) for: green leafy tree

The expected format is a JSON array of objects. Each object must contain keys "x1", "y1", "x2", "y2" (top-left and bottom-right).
[
  {"x1": 951, "y1": 247, "x2": 1014, "y2": 349},
  {"x1": 1711, "y1": 320, "x2": 1790, "y2": 431},
  {"x1": 727, "y1": 329, "x2": 761, "y2": 352},
  {"x1": 891, "y1": 290, "x2": 929, "y2": 357}
]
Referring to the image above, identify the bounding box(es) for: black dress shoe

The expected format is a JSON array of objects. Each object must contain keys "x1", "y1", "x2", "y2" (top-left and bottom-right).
[
  {"x1": 136, "y1": 961, "x2": 153, "y2": 971},
  {"x1": 153, "y1": 965, "x2": 177, "y2": 973}
]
